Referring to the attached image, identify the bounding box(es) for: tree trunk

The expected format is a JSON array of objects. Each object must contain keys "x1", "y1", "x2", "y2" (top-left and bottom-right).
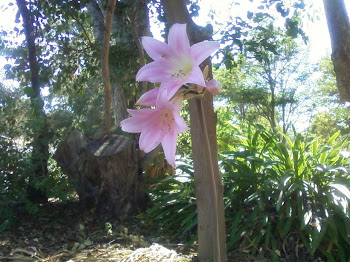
[
  {"x1": 16, "y1": 0, "x2": 50, "y2": 203},
  {"x1": 100, "y1": 0, "x2": 116, "y2": 137},
  {"x1": 323, "y1": 0, "x2": 350, "y2": 102},
  {"x1": 161, "y1": 1, "x2": 227, "y2": 261},
  {"x1": 54, "y1": 0, "x2": 163, "y2": 218},
  {"x1": 54, "y1": 130, "x2": 148, "y2": 217},
  {"x1": 87, "y1": 0, "x2": 129, "y2": 128}
]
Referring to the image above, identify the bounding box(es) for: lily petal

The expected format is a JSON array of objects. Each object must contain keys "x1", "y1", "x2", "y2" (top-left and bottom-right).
[
  {"x1": 127, "y1": 108, "x2": 154, "y2": 117},
  {"x1": 120, "y1": 115, "x2": 148, "y2": 133},
  {"x1": 186, "y1": 65, "x2": 206, "y2": 87},
  {"x1": 136, "y1": 60, "x2": 170, "y2": 83},
  {"x1": 139, "y1": 125, "x2": 164, "y2": 153},
  {"x1": 168, "y1": 24, "x2": 191, "y2": 55},
  {"x1": 161, "y1": 132, "x2": 177, "y2": 167},
  {"x1": 191, "y1": 41, "x2": 220, "y2": 66},
  {"x1": 206, "y1": 79, "x2": 222, "y2": 94},
  {"x1": 169, "y1": 94, "x2": 184, "y2": 112},
  {"x1": 121, "y1": 108, "x2": 157, "y2": 132},
  {"x1": 159, "y1": 81, "x2": 183, "y2": 102},
  {"x1": 136, "y1": 87, "x2": 160, "y2": 107},
  {"x1": 142, "y1": 37, "x2": 169, "y2": 60},
  {"x1": 173, "y1": 113, "x2": 190, "y2": 133},
  {"x1": 156, "y1": 87, "x2": 173, "y2": 109}
]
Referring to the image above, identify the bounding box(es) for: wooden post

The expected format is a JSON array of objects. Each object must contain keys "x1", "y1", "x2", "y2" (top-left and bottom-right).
[{"x1": 161, "y1": 1, "x2": 227, "y2": 261}]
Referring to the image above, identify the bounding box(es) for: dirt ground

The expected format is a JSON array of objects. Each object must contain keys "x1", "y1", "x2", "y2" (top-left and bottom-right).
[
  {"x1": 0, "y1": 201, "x2": 197, "y2": 262},
  {"x1": 2, "y1": 200, "x2": 290, "y2": 261}
]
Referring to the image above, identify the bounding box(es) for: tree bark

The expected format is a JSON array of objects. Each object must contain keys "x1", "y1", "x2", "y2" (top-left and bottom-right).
[
  {"x1": 87, "y1": 0, "x2": 105, "y2": 48},
  {"x1": 100, "y1": 0, "x2": 116, "y2": 137},
  {"x1": 323, "y1": 0, "x2": 350, "y2": 102},
  {"x1": 161, "y1": 1, "x2": 227, "y2": 261},
  {"x1": 57, "y1": 0, "x2": 156, "y2": 218},
  {"x1": 16, "y1": 0, "x2": 50, "y2": 203},
  {"x1": 54, "y1": 130, "x2": 148, "y2": 218},
  {"x1": 88, "y1": 0, "x2": 127, "y2": 129},
  {"x1": 130, "y1": 0, "x2": 148, "y2": 94}
]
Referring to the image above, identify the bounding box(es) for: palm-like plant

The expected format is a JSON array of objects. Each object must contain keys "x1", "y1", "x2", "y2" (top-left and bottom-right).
[
  {"x1": 141, "y1": 125, "x2": 349, "y2": 260},
  {"x1": 222, "y1": 127, "x2": 350, "y2": 261}
]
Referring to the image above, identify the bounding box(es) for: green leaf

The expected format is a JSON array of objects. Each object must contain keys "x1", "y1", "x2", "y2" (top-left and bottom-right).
[
  {"x1": 247, "y1": 11, "x2": 253, "y2": 19},
  {"x1": 329, "y1": 183, "x2": 350, "y2": 199},
  {"x1": 301, "y1": 210, "x2": 312, "y2": 230},
  {"x1": 310, "y1": 222, "x2": 328, "y2": 255},
  {"x1": 276, "y1": 142, "x2": 292, "y2": 168},
  {"x1": 285, "y1": 182, "x2": 299, "y2": 196},
  {"x1": 276, "y1": 190, "x2": 284, "y2": 212},
  {"x1": 327, "y1": 131, "x2": 340, "y2": 145},
  {"x1": 280, "y1": 132, "x2": 293, "y2": 148},
  {"x1": 23, "y1": 86, "x2": 35, "y2": 97},
  {"x1": 281, "y1": 217, "x2": 293, "y2": 236},
  {"x1": 264, "y1": 222, "x2": 271, "y2": 249},
  {"x1": 3, "y1": 64, "x2": 11, "y2": 70}
]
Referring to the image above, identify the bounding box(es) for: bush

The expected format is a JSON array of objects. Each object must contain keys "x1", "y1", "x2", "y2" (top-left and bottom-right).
[
  {"x1": 223, "y1": 127, "x2": 350, "y2": 261},
  {"x1": 139, "y1": 158, "x2": 197, "y2": 246},
  {"x1": 141, "y1": 126, "x2": 350, "y2": 261},
  {"x1": 0, "y1": 140, "x2": 75, "y2": 233},
  {"x1": 0, "y1": 87, "x2": 76, "y2": 233},
  {"x1": 0, "y1": 137, "x2": 29, "y2": 231}
]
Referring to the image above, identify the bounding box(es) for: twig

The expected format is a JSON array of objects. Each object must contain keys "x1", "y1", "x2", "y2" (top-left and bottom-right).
[{"x1": 70, "y1": 13, "x2": 95, "y2": 48}]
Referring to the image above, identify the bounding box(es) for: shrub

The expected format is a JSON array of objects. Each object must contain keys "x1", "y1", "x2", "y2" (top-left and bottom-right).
[
  {"x1": 0, "y1": 142, "x2": 75, "y2": 233},
  {"x1": 141, "y1": 126, "x2": 350, "y2": 261},
  {"x1": 223, "y1": 127, "x2": 350, "y2": 261},
  {"x1": 139, "y1": 158, "x2": 197, "y2": 246}
]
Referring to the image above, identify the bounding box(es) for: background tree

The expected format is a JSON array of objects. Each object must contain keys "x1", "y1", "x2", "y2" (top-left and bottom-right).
[
  {"x1": 53, "y1": 0, "x2": 152, "y2": 217},
  {"x1": 1, "y1": 0, "x2": 350, "y2": 261},
  {"x1": 323, "y1": 0, "x2": 350, "y2": 102},
  {"x1": 16, "y1": 0, "x2": 51, "y2": 203},
  {"x1": 216, "y1": 27, "x2": 311, "y2": 133},
  {"x1": 308, "y1": 56, "x2": 350, "y2": 143}
]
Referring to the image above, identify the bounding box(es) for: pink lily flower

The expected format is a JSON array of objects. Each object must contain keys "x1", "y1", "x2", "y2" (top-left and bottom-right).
[
  {"x1": 135, "y1": 87, "x2": 160, "y2": 107},
  {"x1": 205, "y1": 79, "x2": 222, "y2": 94},
  {"x1": 136, "y1": 86, "x2": 184, "y2": 112},
  {"x1": 120, "y1": 90, "x2": 189, "y2": 167},
  {"x1": 136, "y1": 23, "x2": 220, "y2": 99}
]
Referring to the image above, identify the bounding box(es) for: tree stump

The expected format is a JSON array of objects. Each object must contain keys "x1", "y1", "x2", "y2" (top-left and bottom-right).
[{"x1": 54, "y1": 130, "x2": 148, "y2": 218}]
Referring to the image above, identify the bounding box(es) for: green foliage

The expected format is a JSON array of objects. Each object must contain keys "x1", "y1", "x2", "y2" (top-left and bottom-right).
[
  {"x1": 218, "y1": 0, "x2": 307, "y2": 71},
  {"x1": 139, "y1": 159, "x2": 197, "y2": 246},
  {"x1": 223, "y1": 127, "x2": 349, "y2": 260},
  {"x1": 215, "y1": 29, "x2": 312, "y2": 133},
  {"x1": 308, "y1": 56, "x2": 350, "y2": 143},
  {"x1": 0, "y1": 86, "x2": 30, "y2": 214},
  {"x1": 42, "y1": 158, "x2": 76, "y2": 201},
  {"x1": 309, "y1": 112, "x2": 342, "y2": 145},
  {"x1": 1, "y1": 0, "x2": 151, "y2": 229},
  {"x1": 142, "y1": 125, "x2": 350, "y2": 260},
  {"x1": 316, "y1": 56, "x2": 338, "y2": 100},
  {"x1": 0, "y1": 86, "x2": 75, "y2": 232}
]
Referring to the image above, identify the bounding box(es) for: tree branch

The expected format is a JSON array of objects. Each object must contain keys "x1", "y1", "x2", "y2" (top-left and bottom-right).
[
  {"x1": 130, "y1": 1, "x2": 148, "y2": 94},
  {"x1": 16, "y1": 0, "x2": 40, "y2": 99},
  {"x1": 70, "y1": 13, "x2": 95, "y2": 48},
  {"x1": 100, "y1": 0, "x2": 116, "y2": 138}
]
